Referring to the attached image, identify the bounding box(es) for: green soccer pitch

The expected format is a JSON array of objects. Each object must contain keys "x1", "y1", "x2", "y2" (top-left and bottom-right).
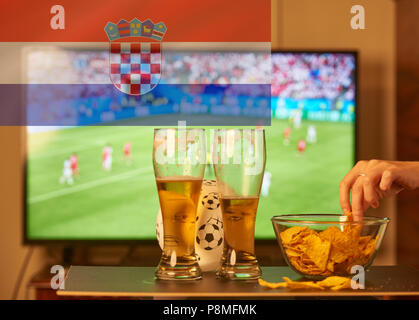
[{"x1": 26, "y1": 118, "x2": 354, "y2": 240}]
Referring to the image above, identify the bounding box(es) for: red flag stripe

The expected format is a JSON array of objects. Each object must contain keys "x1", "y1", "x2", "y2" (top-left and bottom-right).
[{"x1": 0, "y1": 0, "x2": 270, "y2": 42}]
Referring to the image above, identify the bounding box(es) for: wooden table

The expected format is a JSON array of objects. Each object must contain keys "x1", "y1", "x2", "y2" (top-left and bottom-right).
[{"x1": 57, "y1": 265, "x2": 419, "y2": 298}]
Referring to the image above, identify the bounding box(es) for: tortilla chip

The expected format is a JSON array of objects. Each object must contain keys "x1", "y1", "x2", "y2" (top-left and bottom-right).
[
  {"x1": 304, "y1": 234, "x2": 331, "y2": 272},
  {"x1": 330, "y1": 282, "x2": 352, "y2": 291},
  {"x1": 358, "y1": 235, "x2": 372, "y2": 249},
  {"x1": 280, "y1": 226, "x2": 308, "y2": 245},
  {"x1": 346, "y1": 224, "x2": 362, "y2": 240},
  {"x1": 258, "y1": 278, "x2": 287, "y2": 289},
  {"x1": 316, "y1": 276, "x2": 351, "y2": 288},
  {"x1": 320, "y1": 270, "x2": 333, "y2": 276},
  {"x1": 258, "y1": 276, "x2": 353, "y2": 291},
  {"x1": 363, "y1": 238, "x2": 377, "y2": 257},
  {"x1": 282, "y1": 277, "x2": 325, "y2": 290},
  {"x1": 326, "y1": 260, "x2": 335, "y2": 272},
  {"x1": 319, "y1": 226, "x2": 341, "y2": 242},
  {"x1": 285, "y1": 247, "x2": 303, "y2": 258}
]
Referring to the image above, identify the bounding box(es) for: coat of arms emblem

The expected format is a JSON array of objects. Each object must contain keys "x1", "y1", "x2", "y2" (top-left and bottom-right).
[{"x1": 104, "y1": 18, "x2": 166, "y2": 95}]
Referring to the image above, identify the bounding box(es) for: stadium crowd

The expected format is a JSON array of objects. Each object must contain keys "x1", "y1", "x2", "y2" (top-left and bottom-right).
[
  {"x1": 26, "y1": 49, "x2": 354, "y2": 124},
  {"x1": 271, "y1": 53, "x2": 355, "y2": 101}
]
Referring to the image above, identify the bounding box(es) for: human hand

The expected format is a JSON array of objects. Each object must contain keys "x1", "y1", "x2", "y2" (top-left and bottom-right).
[{"x1": 339, "y1": 160, "x2": 419, "y2": 220}]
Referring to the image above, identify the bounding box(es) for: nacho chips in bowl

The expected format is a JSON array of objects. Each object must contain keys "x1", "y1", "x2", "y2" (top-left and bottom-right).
[{"x1": 271, "y1": 213, "x2": 389, "y2": 279}]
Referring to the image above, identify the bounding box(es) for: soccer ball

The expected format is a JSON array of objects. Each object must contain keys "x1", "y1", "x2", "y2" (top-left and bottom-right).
[
  {"x1": 196, "y1": 222, "x2": 223, "y2": 251},
  {"x1": 201, "y1": 192, "x2": 220, "y2": 210}
]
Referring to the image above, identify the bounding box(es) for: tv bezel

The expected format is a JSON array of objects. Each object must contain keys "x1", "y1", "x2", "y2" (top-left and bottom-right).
[{"x1": 23, "y1": 49, "x2": 358, "y2": 244}]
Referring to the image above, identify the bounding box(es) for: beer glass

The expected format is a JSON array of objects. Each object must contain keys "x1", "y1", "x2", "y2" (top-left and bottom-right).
[
  {"x1": 153, "y1": 128, "x2": 206, "y2": 280},
  {"x1": 212, "y1": 129, "x2": 266, "y2": 280}
]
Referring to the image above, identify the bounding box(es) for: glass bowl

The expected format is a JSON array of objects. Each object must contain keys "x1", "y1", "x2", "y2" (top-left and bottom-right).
[{"x1": 271, "y1": 214, "x2": 389, "y2": 280}]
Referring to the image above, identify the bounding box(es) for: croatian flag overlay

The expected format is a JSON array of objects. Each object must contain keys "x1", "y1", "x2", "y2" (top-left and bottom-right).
[{"x1": 0, "y1": 0, "x2": 271, "y2": 126}]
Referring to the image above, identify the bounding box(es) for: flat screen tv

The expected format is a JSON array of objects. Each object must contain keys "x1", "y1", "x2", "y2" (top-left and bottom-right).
[{"x1": 24, "y1": 48, "x2": 357, "y2": 242}]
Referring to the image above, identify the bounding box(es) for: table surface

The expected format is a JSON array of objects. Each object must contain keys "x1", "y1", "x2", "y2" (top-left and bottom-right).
[{"x1": 57, "y1": 265, "x2": 419, "y2": 298}]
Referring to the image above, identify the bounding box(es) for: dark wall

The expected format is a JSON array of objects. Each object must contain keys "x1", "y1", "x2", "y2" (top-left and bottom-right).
[{"x1": 396, "y1": 0, "x2": 419, "y2": 266}]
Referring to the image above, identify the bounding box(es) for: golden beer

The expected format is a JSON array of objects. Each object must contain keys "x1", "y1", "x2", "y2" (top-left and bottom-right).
[
  {"x1": 218, "y1": 196, "x2": 261, "y2": 277},
  {"x1": 220, "y1": 196, "x2": 259, "y2": 255},
  {"x1": 155, "y1": 177, "x2": 202, "y2": 279}
]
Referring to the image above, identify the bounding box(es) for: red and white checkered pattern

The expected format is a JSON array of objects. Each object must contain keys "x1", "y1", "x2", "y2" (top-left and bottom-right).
[{"x1": 109, "y1": 42, "x2": 161, "y2": 95}]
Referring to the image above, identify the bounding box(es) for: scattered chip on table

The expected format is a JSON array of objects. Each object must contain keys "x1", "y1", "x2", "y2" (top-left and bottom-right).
[{"x1": 258, "y1": 275, "x2": 352, "y2": 291}]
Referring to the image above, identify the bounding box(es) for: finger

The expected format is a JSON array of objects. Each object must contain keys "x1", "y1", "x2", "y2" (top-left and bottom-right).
[
  {"x1": 339, "y1": 179, "x2": 352, "y2": 214},
  {"x1": 363, "y1": 176, "x2": 379, "y2": 208},
  {"x1": 351, "y1": 178, "x2": 366, "y2": 221},
  {"x1": 379, "y1": 168, "x2": 397, "y2": 191},
  {"x1": 339, "y1": 161, "x2": 367, "y2": 213}
]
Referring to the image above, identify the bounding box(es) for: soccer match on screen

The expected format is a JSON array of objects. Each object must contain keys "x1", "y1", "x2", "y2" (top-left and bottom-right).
[{"x1": 26, "y1": 50, "x2": 355, "y2": 240}]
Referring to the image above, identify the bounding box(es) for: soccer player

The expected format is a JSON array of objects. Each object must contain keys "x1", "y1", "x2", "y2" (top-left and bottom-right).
[
  {"x1": 59, "y1": 159, "x2": 74, "y2": 185},
  {"x1": 261, "y1": 171, "x2": 272, "y2": 197},
  {"x1": 69, "y1": 153, "x2": 79, "y2": 177},
  {"x1": 123, "y1": 142, "x2": 131, "y2": 165},
  {"x1": 297, "y1": 139, "x2": 306, "y2": 155},
  {"x1": 102, "y1": 145, "x2": 113, "y2": 171},
  {"x1": 293, "y1": 109, "x2": 302, "y2": 129},
  {"x1": 306, "y1": 125, "x2": 317, "y2": 143},
  {"x1": 283, "y1": 127, "x2": 291, "y2": 145}
]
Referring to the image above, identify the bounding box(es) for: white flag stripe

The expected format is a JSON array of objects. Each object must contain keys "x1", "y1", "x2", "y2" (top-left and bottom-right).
[{"x1": 0, "y1": 42, "x2": 271, "y2": 84}]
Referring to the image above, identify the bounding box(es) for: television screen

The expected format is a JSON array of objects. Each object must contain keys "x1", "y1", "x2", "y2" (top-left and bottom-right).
[{"x1": 25, "y1": 49, "x2": 356, "y2": 241}]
